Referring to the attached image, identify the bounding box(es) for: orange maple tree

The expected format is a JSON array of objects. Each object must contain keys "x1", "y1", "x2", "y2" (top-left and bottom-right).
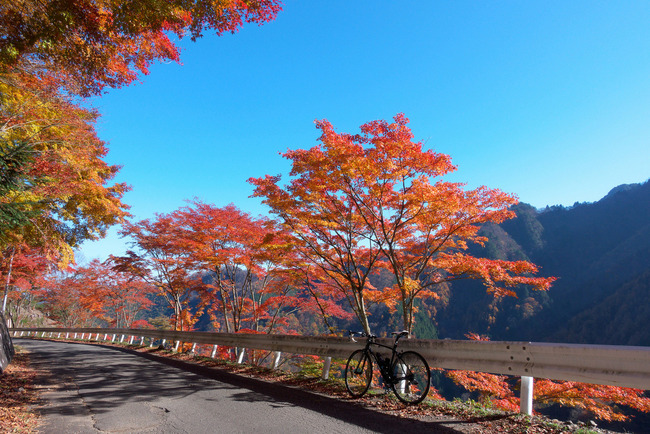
[
  {"x1": 172, "y1": 201, "x2": 301, "y2": 334},
  {"x1": 114, "y1": 214, "x2": 202, "y2": 331},
  {"x1": 0, "y1": 244, "x2": 51, "y2": 326},
  {"x1": 78, "y1": 260, "x2": 153, "y2": 328},
  {"x1": 38, "y1": 269, "x2": 96, "y2": 327},
  {"x1": 250, "y1": 170, "x2": 384, "y2": 334},
  {"x1": 251, "y1": 114, "x2": 555, "y2": 334},
  {"x1": 38, "y1": 260, "x2": 153, "y2": 328}
]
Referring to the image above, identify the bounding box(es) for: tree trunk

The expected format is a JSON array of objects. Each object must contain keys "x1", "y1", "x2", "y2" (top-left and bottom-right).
[{"x1": 1, "y1": 247, "x2": 16, "y2": 316}]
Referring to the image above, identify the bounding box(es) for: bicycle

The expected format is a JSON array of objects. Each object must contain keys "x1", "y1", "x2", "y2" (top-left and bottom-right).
[{"x1": 344, "y1": 330, "x2": 431, "y2": 404}]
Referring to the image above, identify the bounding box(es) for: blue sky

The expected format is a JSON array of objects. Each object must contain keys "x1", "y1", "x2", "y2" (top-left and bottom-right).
[{"x1": 78, "y1": 1, "x2": 650, "y2": 262}]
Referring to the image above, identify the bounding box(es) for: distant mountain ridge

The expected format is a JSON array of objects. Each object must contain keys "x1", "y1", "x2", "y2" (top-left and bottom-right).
[{"x1": 434, "y1": 179, "x2": 650, "y2": 345}]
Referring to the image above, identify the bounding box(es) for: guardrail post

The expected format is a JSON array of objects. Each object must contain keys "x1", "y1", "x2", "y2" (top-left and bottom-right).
[
  {"x1": 150, "y1": 338, "x2": 155, "y2": 348},
  {"x1": 129, "y1": 335, "x2": 134, "y2": 345},
  {"x1": 161, "y1": 339, "x2": 166, "y2": 348},
  {"x1": 272, "y1": 351, "x2": 282, "y2": 369},
  {"x1": 190, "y1": 343, "x2": 196, "y2": 354},
  {"x1": 520, "y1": 376, "x2": 534, "y2": 416},
  {"x1": 237, "y1": 348, "x2": 245, "y2": 364},
  {"x1": 396, "y1": 363, "x2": 407, "y2": 394},
  {"x1": 174, "y1": 341, "x2": 180, "y2": 352},
  {"x1": 111, "y1": 334, "x2": 116, "y2": 342},
  {"x1": 321, "y1": 357, "x2": 332, "y2": 380},
  {"x1": 211, "y1": 345, "x2": 218, "y2": 358},
  {"x1": 140, "y1": 336, "x2": 145, "y2": 346}
]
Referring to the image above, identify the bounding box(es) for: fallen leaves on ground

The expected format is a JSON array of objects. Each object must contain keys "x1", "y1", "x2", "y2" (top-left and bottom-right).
[{"x1": 0, "y1": 349, "x2": 39, "y2": 433}]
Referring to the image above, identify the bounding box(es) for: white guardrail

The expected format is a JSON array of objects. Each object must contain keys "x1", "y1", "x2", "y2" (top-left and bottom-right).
[{"x1": 10, "y1": 327, "x2": 650, "y2": 415}]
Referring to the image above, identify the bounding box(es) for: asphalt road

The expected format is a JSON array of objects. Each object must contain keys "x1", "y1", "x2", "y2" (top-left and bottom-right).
[{"x1": 16, "y1": 339, "x2": 466, "y2": 434}]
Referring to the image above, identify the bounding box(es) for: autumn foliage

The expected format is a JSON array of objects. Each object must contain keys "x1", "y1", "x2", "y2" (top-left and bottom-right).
[
  {"x1": 1, "y1": 0, "x2": 282, "y2": 319},
  {"x1": 37, "y1": 260, "x2": 153, "y2": 327},
  {"x1": 114, "y1": 214, "x2": 202, "y2": 331},
  {"x1": 0, "y1": 67, "x2": 132, "y2": 319},
  {"x1": 1, "y1": 0, "x2": 282, "y2": 96},
  {"x1": 171, "y1": 201, "x2": 301, "y2": 334},
  {"x1": 446, "y1": 334, "x2": 650, "y2": 422},
  {"x1": 250, "y1": 114, "x2": 555, "y2": 334}
]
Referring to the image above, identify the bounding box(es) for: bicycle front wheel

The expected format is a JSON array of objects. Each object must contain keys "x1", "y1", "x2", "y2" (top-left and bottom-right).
[
  {"x1": 392, "y1": 351, "x2": 431, "y2": 404},
  {"x1": 344, "y1": 350, "x2": 373, "y2": 398}
]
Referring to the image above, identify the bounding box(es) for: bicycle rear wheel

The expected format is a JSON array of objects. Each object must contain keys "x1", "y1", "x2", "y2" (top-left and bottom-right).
[
  {"x1": 344, "y1": 350, "x2": 373, "y2": 398},
  {"x1": 392, "y1": 351, "x2": 431, "y2": 404}
]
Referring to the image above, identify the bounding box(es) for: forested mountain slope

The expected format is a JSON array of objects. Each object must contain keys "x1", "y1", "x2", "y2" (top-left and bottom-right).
[{"x1": 434, "y1": 179, "x2": 650, "y2": 345}]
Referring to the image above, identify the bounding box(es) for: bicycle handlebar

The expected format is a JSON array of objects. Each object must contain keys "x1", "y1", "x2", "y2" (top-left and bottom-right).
[{"x1": 348, "y1": 330, "x2": 409, "y2": 343}]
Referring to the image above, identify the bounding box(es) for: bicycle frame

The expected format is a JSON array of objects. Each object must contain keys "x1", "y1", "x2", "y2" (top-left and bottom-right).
[{"x1": 351, "y1": 331, "x2": 407, "y2": 385}]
